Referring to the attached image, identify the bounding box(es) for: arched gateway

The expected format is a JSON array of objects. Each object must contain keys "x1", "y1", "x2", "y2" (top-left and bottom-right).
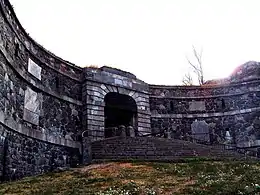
[
  {"x1": 83, "y1": 67, "x2": 151, "y2": 141},
  {"x1": 104, "y1": 92, "x2": 137, "y2": 137}
]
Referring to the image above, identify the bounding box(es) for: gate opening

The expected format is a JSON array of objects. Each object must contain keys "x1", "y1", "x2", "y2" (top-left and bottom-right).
[{"x1": 104, "y1": 92, "x2": 137, "y2": 138}]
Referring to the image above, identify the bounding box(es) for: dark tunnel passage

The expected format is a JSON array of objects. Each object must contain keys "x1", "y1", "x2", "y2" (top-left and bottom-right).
[{"x1": 104, "y1": 92, "x2": 137, "y2": 138}]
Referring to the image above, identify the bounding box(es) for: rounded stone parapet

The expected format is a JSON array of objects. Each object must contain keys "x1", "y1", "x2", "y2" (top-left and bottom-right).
[
  {"x1": 0, "y1": 1, "x2": 83, "y2": 150},
  {"x1": 150, "y1": 79, "x2": 260, "y2": 98},
  {"x1": 0, "y1": 41, "x2": 82, "y2": 105},
  {"x1": 1, "y1": 0, "x2": 83, "y2": 81}
]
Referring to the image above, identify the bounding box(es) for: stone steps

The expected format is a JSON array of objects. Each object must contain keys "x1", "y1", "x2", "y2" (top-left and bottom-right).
[{"x1": 91, "y1": 136, "x2": 251, "y2": 161}]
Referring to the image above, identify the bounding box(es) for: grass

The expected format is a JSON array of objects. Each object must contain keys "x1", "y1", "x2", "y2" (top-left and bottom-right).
[{"x1": 1, "y1": 160, "x2": 260, "y2": 194}]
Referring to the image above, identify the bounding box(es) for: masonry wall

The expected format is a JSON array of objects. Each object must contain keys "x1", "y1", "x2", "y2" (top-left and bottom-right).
[
  {"x1": 0, "y1": 124, "x2": 79, "y2": 181},
  {"x1": 2, "y1": 0, "x2": 260, "y2": 181},
  {"x1": 150, "y1": 81, "x2": 260, "y2": 147},
  {"x1": 83, "y1": 67, "x2": 151, "y2": 141},
  {"x1": 0, "y1": 0, "x2": 82, "y2": 180}
]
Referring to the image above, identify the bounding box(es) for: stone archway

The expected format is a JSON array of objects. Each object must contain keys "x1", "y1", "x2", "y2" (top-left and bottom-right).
[
  {"x1": 104, "y1": 92, "x2": 137, "y2": 138},
  {"x1": 84, "y1": 80, "x2": 151, "y2": 141}
]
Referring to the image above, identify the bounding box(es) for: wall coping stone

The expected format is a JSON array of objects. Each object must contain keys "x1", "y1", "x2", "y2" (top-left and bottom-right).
[
  {"x1": 152, "y1": 106, "x2": 260, "y2": 119},
  {"x1": 84, "y1": 78, "x2": 150, "y2": 95},
  {"x1": 237, "y1": 140, "x2": 260, "y2": 148},
  {"x1": 149, "y1": 79, "x2": 260, "y2": 90},
  {"x1": 1, "y1": 0, "x2": 83, "y2": 75},
  {"x1": 100, "y1": 66, "x2": 136, "y2": 79},
  {"x1": 3, "y1": 0, "x2": 260, "y2": 89},
  {"x1": 150, "y1": 88, "x2": 260, "y2": 99},
  {"x1": 0, "y1": 48, "x2": 82, "y2": 106}
]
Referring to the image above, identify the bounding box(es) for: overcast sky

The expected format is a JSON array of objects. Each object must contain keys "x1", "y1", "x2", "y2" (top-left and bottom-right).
[{"x1": 9, "y1": 0, "x2": 260, "y2": 85}]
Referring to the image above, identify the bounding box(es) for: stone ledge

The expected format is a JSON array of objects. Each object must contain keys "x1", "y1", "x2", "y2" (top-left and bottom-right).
[
  {"x1": 0, "y1": 0, "x2": 83, "y2": 80},
  {"x1": 84, "y1": 78, "x2": 150, "y2": 95},
  {"x1": 100, "y1": 66, "x2": 136, "y2": 79},
  {"x1": 237, "y1": 140, "x2": 260, "y2": 148},
  {"x1": 0, "y1": 111, "x2": 81, "y2": 149},
  {"x1": 150, "y1": 88, "x2": 260, "y2": 99},
  {"x1": 152, "y1": 106, "x2": 260, "y2": 119},
  {"x1": 0, "y1": 50, "x2": 82, "y2": 106},
  {"x1": 149, "y1": 79, "x2": 260, "y2": 89}
]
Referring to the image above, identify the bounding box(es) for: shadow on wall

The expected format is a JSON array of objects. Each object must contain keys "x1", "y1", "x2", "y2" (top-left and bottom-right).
[{"x1": 104, "y1": 92, "x2": 137, "y2": 138}]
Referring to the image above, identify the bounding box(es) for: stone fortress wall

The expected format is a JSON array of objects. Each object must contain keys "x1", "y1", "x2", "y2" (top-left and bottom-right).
[
  {"x1": 150, "y1": 79, "x2": 260, "y2": 147},
  {"x1": 0, "y1": 0, "x2": 82, "y2": 180},
  {"x1": 1, "y1": 0, "x2": 260, "y2": 181},
  {"x1": 150, "y1": 61, "x2": 260, "y2": 148}
]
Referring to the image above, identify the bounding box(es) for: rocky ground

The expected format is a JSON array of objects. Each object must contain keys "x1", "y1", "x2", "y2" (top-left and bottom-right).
[{"x1": 1, "y1": 159, "x2": 260, "y2": 194}]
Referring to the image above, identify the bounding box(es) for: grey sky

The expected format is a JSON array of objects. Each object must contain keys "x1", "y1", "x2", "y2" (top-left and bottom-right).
[{"x1": 9, "y1": 0, "x2": 260, "y2": 85}]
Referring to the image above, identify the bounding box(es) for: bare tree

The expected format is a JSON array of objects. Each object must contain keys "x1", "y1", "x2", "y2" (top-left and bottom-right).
[
  {"x1": 182, "y1": 45, "x2": 204, "y2": 85},
  {"x1": 182, "y1": 72, "x2": 193, "y2": 86}
]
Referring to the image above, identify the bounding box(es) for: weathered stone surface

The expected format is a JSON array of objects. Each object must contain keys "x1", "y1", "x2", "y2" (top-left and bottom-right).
[
  {"x1": 82, "y1": 137, "x2": 92, "y2": 164},
  {"x1": 23, "y1": 108, "x2": 39, "y2": 125},
  {"x1": 191, "y1": 120, "x2": 210, "y2": 142},
  {"x1": 150, "y1": 92, "x2": 260, "y2": 114},
  {"x1": 0, "y1": 135, "x2": 5, "y2": 180},
  {"x1": 100, "y1": 66, "x2": 136, "y2": 79},
  {"x1": 230, "y1": 61, "x2": 260, "y2": 83},
  {"x1": 40, "y1": 96, "x2": 82, "y2": 139},
  {"x1": 24, "y1": 87, "x2": 40, "y2": 114},
  {"x1": 127, "y1": 126, "x2": 135, "y2": 137},
  {"x1": 0, "y1": 5, "x2": 83, "y2": 161},
  {"x1": 91, "y1": 136, "x2": 246, "y2": 161},
  {"x1": 4, "y1": 0, "x2": 260, "y2": 182},
  {"x1": 119, "y1": 125, "x2": 126, "y2": 137},
  {"x1": 0, "y1": 123, "x2": 80, "y2": 181},
  {"x1": 83, "y1": 68, "x2": 151, "y2": 141},
  {"x1": 150, "y1": 82, "x2": 260, "y2": 98},
  {"x1": 189, "y1": 101, "x2": 206, "y2": 111},
  {"x1": 28, "y1": 58, "x2": 42, "y2": 80}
]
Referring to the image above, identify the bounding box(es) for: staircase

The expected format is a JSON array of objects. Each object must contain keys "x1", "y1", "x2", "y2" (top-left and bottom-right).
[{"x1": 91, "y1": 136, "x2": 253, "y2": 162}]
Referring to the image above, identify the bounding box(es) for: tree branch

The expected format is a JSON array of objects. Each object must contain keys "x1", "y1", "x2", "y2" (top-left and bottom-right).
[{"x1": 183, "y1": 45, "x2": 204, "y2": 85}]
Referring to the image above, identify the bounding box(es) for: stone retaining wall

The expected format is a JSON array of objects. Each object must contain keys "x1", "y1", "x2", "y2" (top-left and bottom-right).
[
  {"x1": 0, "y1": 0, "x2": 82, "y2": 181},
  {"x1": 0, "y1": 123, "x2": 80, "y2": 181},
  {"x1": 150, "y1": 82, "x2": 260, "y2": 147},
  {"x1": 2, "y1": 0, "x2": 260, "y2": 182},
  {"x1": 150, "y1": 91, "x2": 260, "y2": 114}
]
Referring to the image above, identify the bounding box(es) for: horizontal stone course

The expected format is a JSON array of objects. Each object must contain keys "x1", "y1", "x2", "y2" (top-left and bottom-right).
[
  {"x1": 152, "y1": 106, "x2": 260, "y2": 118},
  {"x1": 138, "y1": 122, "x2": 151, "y2": 128},
  {"x1": 0, "y1": 123, "x2": 80, "y2": 181},
  {"x1": 1, "y1": 0, "x2": 82, "y2": 80},
  {"x1": 0, "y1": 49, "x2": 82, "y2": 105},
  {"x1": 137, "y1": 117, "x2": 151, "y2": 124}
]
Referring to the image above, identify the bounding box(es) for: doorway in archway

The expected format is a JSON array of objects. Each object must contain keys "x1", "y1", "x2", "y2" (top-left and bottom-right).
[{"x1": 104, "y1": 92, "x2": 137, "y2": 138}]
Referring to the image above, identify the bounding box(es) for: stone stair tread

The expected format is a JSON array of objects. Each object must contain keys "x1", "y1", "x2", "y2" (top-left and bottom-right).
[{"x1": 91, "y1": 137, "x2": 254, "y2": 161}]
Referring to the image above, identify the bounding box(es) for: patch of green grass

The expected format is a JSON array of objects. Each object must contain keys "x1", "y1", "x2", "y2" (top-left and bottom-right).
[{"x1": 1, "y1": 160, "x2": 260, "y2": 194}]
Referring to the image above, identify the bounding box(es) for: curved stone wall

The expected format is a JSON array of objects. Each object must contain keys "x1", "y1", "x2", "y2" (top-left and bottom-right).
[
  {"x1": 150, "y1": 80, "x2": 260, "y2": 148},
  {"x1": 0, "y1": 0, "x2": 151, "y2": 180},
  {"x1": 0, "y1": 124, "x2": 79, "y2": 181},
  {"x1": 2, "y1": 0, "x2": 260, "y2": 181},
  {"x1": 0, "y1": 0, "x2": 83, "y2": 142},
  {"x1": 0, "y1": 0, "x2": 82, "y2": 180},
  {"x1": 150, "y1": 81, "x2": 260, "y2": 114}
]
